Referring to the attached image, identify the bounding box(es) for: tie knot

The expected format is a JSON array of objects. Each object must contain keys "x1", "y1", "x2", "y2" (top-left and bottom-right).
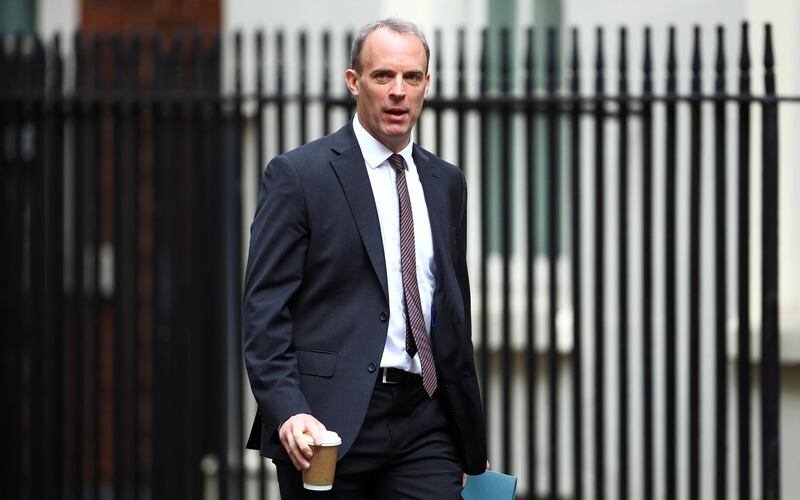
[{"x1": 388, "y1": 154, "x2": 405, "y2": 173}]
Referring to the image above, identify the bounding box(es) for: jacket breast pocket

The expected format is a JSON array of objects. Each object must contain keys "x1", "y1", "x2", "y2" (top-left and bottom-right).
[{"x1": 296, "y1": 347, "x2": 337, "y2": 377}]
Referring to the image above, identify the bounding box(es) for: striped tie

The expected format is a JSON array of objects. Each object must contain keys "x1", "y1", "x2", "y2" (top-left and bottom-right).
[{"x1": 388, "y1": 153, "x2": 438, "y2": 397}]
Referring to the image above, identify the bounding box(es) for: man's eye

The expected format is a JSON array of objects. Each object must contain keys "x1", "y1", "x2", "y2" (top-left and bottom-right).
[{"x1": 405, "y1": 74, "x2": 423, "y2": 82}]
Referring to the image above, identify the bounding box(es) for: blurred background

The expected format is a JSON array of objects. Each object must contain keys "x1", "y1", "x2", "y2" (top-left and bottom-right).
[{"x1": 2, "y1": 0, "x2": 799, "y2": 499}]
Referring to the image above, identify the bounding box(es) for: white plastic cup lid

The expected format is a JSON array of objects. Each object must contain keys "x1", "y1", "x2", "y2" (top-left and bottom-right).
[{"x1": 303, "y1": 430, "x2": 341, "y2": 446}]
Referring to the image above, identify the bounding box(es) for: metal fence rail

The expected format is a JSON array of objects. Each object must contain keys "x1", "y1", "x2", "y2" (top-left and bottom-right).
[{"x1": 0, "y1": 23, "x2": 785, "y2": 500}]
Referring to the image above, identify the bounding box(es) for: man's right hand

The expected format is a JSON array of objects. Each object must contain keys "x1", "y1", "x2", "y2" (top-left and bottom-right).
[{"x1": 278, "y1": 413, "x2": 327, "y2": 471}]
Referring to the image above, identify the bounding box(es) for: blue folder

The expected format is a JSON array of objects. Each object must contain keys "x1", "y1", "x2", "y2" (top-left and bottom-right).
[{"x1": 462, "y1": 470, "x2": 517, "y2": 500}]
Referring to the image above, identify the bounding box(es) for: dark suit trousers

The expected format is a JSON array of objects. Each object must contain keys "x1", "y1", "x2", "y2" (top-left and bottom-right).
[{"x1": 275, "y1": 375, "x2": 463, "y2": 500}]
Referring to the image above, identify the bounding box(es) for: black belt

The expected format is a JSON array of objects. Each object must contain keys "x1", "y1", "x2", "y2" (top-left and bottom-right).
[{"x1": 379, "y1": 367, "x2": 422, "y2": 385}]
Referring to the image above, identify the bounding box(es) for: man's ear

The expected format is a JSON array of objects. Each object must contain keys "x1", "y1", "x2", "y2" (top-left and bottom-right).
[
  {"x1": 345, "y1": 69, "x2": 359, "y2": 97},
  {"x1": 424, "y1": 73, "x2": 431, "y2": 97}
]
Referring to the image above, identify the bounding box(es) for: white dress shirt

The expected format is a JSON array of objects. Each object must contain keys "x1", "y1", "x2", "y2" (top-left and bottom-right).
[{"x1": 352, "y1": 115, "x2": 436, "y2": 375}]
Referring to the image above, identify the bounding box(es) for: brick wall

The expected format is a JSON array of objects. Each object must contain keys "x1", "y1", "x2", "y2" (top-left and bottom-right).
[{"x1": 81, "y1": 0, "x2": 220, "y2": 31}]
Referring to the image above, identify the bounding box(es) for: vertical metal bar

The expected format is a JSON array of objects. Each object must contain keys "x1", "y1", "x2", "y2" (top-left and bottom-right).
[
  {"x1": 276, "y1": 31, "x2": 285, "y2": 153},
  {"x1": 186, "y1": 32, "x2": 201, "y2": 500},
  {"x1": 416, "y1": 97, "x2": 424, "y2": 149},
  {"x1": 69, "y1": 34, "x2": 93, "y2": 500},
  {"x1": 26, "y1": 34, "x2": 41, "y2": 500},
  {"x1": 113, "y1": 32, "x2": 140, "y2": 500},
  {"x1": 760, "y1": 23, "x2": 780, "y2": 500},
  {"x1": 210, "y1": 31, "x2": 228, "y2": 500},
  {"x1": 499, "y1": 26, "x2": 512, "y2": 476},
  {"x1": 478, "y1": 27, "x2": 490, "y2": 444},
  {"x1": 688, "y1": 26, "x2": 702, "y2": 500},
  {"x1": 345, "y1": 31, "x2": 355, "y2": 118},
  {"x1": 713, "y1": 25, "x2": 728, "y2": 500},
  {"x1": 434, "y1": 29, "x2": 443, "y2": 156},
  {"x1": 131, "y1": 32, "x2": 142, "y2": 500},
  {"x1": 456, "y1": 28, "x2": 466, "y2": 174},
  {"x1": 415, "y1": 26, "x2": 424, "y2": 151},
  {"x1": 298, "y1": 31, "x2": 307, "y2": 145},
  {"x1": 71, "y1": 31, "x2": 88, "y2": 500},
  {"x1": 190, "y1": 29, "x2": 207, "y2": 500},
  {"x1": 10, "y1": 36, "x2": 31, "y2": 499},
  {"x1": 90, "y1": 32, "x2": 103, "y2": 500},
  {"x1": 31, "y1": 34, "x2": 55, "y2": 499},
  {"x1": 568, "y1": 26, "x2": 583, "y2": 500},
  {"x1": 322, "y1": 31, "x2": 331, "y2": 136},
  {"x1": 0, "y1": 33, "x2": 17, "y2": 498},
  {"x1": 664, "y1": 27, "x2": 678, "y2": 500},
  {"x1": 255, "y1": 30, "x2": 265, "y2": 197},
  {"x1": 47, "y1": 33, "x2": 66, "y2": 497},
  {"x1": 151, "y1": 31, "x2": 181, "y2": 500},
  {"x1": 546, "y1": 27, "x2": 560, "y2": 500},
  {"x1": 617, "y1": 27, "x2": 630, "y2": 500},
  {"x1": 254, "y1": 29, "x2": 268, "y2": 499},
  {"x1": 0, "y1": 34, "x2": 21, "y2": 500},
  {"x1": 229, "y1": 30, "x2": 245, "y2": 500},
  {"x1": 111, "y1": 32, "x2": 125, "y2": 500},
  {"x1": 737, "y1": 21, "x2": 752, "y2": 500},
  {"x1": 525, "y1": 26, "x2": 539, "y2": 500},
  {"x1": 593, "y1": 26, "x2": 606, "y2": 500},
  {"x1": 641, "y1": 26, "x2": 655, "y2": 500}
]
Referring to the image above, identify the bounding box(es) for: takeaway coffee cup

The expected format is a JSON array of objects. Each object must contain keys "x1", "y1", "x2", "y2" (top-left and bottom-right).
[{"x1": 301, "y1": 430, "x2": 342, "y2": 491}]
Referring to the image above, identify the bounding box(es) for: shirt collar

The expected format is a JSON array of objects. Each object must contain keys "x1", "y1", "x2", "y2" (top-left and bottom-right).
[{"x1": 352, "y1": 115, "x2": 415, "y2": 170}]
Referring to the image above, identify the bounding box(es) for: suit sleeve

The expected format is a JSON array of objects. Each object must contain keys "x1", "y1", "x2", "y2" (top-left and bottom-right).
[
  {"x1": 242, "y1": 155, "x2": 313, "y2": 436},
  {"x1": 456, "y1": 171, "x2": 474, "y2": 353}
]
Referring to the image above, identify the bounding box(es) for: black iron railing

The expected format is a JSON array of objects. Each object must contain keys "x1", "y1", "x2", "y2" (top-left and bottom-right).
[{"x1": 0, "y1": 23, "x2": 789, "y2": 500}]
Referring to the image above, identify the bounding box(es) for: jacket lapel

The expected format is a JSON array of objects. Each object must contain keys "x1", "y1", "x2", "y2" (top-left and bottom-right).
[
  {"x1": 329, "y1": 125, "x2": 389, "y2": 302},
  {"x1": 413, "y1": 146, "x2": 449, "y2": 281}
]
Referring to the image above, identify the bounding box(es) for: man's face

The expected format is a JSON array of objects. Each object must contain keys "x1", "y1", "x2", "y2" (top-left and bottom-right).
[{"x1": 345, "y1": 28, "x2": 430, "y2": 152}]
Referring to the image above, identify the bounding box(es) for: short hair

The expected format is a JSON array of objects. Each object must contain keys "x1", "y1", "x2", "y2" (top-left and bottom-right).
[{"x1": 350, "y1": 18, "x2": 430, "y2": 74}]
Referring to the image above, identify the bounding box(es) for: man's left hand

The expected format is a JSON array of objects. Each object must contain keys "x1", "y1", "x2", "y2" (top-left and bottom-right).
[{"x1": 462, "y1": 460, "x2": 491, "y2": 488}]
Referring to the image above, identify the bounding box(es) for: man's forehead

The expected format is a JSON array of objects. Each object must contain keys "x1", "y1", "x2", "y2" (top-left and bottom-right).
[{"x1": 361, "y1": 28, "x2": 427, "y2": 65}]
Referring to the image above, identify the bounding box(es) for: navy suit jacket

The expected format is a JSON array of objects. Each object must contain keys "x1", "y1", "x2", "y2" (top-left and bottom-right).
[{"x1": 242, "y1": 123, "x2": 487, "y2": 475}]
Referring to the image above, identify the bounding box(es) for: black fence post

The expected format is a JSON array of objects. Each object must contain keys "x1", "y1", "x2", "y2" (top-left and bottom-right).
[
  {"x1": 546, "y1": 26, "x2": 560, "y2": 500},
  {"x1": 46, "y1": 32, "x2": 66, "y2": 500},
  {"x1": 526, "y1": 25, "x2": 539, "y2": 500},
  {"x1": 592, "y1": 25, "x2": 606, "y2": 500},
  {"x1": 641, "y1": 25, "x2": 655, "y2": 500},
  {"x1": 499, "y1": 26, "x2": 513, "y2": 477},
  {"x1": 434, "y1": 29, "x2": 443, "y2": 156},
  {"x1": 760, "y1": 22, "x2": 780, "y2": 500},
  {"x1": 478, "y1": 27, "x2": 490, "y2": 446},
  {"x1": 568, "y1": 26, "x2": 583, "y2": 500},
  {"x1": 664, "y1": 26, "x2": 678, "y2": 500},
  {"x1": 736, "y1": 21, "x2": 752, "y2": 500},
  {"x1": 713, "y1": 24, "x2": 728, "y2": 500},
  {"x1": 276, "y1": 30, "x2": 285, "y2": 153},
  {"x1": 112, "y1": 31, "x2": 141, "y2": 500},
  {"x1": 322, "y1": 30, "x2": 331, "y2": 136},
  {"x1": 688, "y1": 25, "x2": 703, "y2": 500},
  {"x1": 298, "y1": 31, "x2": 307, "y2": 145},
  {"x1": 617, "y1": 27, "x2": 630, "y2": 500}
]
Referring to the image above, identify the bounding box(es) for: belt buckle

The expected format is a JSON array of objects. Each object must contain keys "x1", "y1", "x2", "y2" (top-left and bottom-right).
[{"x1": 382, "y1": 368, "x2": 399, "y2": 384}]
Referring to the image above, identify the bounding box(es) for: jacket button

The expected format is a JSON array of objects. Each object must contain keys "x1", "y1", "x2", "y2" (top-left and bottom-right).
[
  {"x1": 367, "y1": 362, "x2": 377, "y2": 373},
  {"x1": 379, "y1": 312, "x2": 388, "y2": 322}
]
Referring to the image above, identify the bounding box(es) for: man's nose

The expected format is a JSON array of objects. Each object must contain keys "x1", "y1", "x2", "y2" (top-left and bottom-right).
[{"x1": 388, "y1": 76, "x2": 406, "y2": 98}]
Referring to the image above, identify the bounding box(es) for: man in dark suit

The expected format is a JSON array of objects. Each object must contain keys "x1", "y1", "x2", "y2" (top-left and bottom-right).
[{"x1": 243, "y1": 18, "x2": 486, "y2": 499}]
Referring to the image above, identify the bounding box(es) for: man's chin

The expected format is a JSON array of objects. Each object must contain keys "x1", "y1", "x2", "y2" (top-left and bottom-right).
[{"x1": 380, "y1": 126, "x2": 411, "y2": 142}]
